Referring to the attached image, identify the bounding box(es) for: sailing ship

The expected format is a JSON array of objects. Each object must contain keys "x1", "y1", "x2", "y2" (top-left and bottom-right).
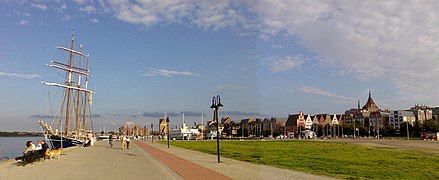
[{"x1": 38, "y1": 29, "x2": 95, "y2": 149}]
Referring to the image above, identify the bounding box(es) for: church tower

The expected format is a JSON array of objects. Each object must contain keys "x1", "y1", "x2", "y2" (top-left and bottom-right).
[{"x1": 362, "y1": 89, "x2": 379, "y2": 113}]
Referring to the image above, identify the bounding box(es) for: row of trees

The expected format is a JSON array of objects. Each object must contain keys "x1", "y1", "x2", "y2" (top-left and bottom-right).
[
  {"x1": 218, "y1": 119, "x2": 439, "y2": 138},
  {"x1": 310, "y1": 119, "x2": 439, "y2": 138},
  {"x1": 0, "y1": 131, "x2": 43, "y2": 137}
]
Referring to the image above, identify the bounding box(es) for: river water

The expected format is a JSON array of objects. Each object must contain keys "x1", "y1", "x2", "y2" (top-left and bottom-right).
[{"x1": 0, "y1": 137, "x2": 44, "y2": 161}]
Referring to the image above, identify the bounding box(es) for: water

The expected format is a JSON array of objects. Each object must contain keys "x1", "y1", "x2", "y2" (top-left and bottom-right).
[{"x1": 0, "y1": 137, "x2": 44, "y2": 161}]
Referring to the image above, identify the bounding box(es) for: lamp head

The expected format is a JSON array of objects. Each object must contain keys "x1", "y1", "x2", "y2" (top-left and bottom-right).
[
  {"x1": 210, "y1": 97, "x2": 216, "y2": 109},
  {"x1": 217, "y1": 95, "x2": 223, "y2": 109}
]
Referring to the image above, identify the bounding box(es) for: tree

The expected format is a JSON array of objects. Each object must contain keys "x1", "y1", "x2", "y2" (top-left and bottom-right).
[
  {"x1": 382, "y1": 124, "x2": 396, "y2": 136},
  {"x1": 423, "y1": 119, "x2": 439, "y2": 132},
  {"x1": 400, "y1": 123, "x2": 413, "y2": 137}
]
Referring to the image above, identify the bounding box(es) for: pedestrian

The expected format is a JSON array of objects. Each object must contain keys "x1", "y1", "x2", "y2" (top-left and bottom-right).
[
  {"x1": 121, "y1": 136, "x2": 127, "y2": 150},
  {"x1": 109, "y1": 134, "x2": 113, "y2": 148},
  {"x1": 126, "y1": 136, "x2": 131, "y2": 150}
]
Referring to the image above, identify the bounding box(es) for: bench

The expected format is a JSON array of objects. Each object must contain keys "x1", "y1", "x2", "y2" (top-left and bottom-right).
[{"x1": 15, "y1": 149, "x2": 47, "y2": 166}]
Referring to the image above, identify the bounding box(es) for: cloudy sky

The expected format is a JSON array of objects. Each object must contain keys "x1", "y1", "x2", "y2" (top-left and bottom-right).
[{"x1": 1, "y1": 0, "x2": 438, "y2": 131}]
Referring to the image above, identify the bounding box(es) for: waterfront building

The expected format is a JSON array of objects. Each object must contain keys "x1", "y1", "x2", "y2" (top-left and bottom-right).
[
  {"x1": 119, "y1": 124, "x2": 133, "y2": 136},
  {"x1": 389, "y1": 110, "x2": 416, "y2": 129},
  {"x1": 159, "y1": 118, "x2": 169, "y2": 136},
  {"x1": 286, "y1": 111, "x2": 306, "y2": 137},
  {"x1": 133, "y1": 124, "x2": 141, "y2": 136},
  {"x1": 344, "y1": 90, "x2": 380, "y2": 126},
  {"x1": 305, "y1": 114, "x2": 313, "y2": 130},
  {"x1": 330, "y1": 114, "x2": 340, "y2": 137},
  {"x1": 311, "y1": 115, "x2": 319, "y2": 135},
  {"x1": 261, "y1": 117, "x2": 287, "y2": 137},
  {"x1": 315, "y1": 114, "x2": 331, "y2": 137},
  {"x1": 433, "y1": 107, "x2": 439, "y2": 123},
  {"x1": 410, "y1": 105, "x2": 433, "y2": 125}
]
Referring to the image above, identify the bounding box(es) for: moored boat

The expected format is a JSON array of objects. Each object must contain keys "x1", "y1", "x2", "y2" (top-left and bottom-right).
[{"x1": 38, "y1": 28, "x2": 95, "y2": 149}]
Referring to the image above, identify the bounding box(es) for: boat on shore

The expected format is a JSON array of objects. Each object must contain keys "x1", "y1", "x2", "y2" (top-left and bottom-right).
[{"x1": 38, "y1": 29, "x2": 95, "y2": 149}]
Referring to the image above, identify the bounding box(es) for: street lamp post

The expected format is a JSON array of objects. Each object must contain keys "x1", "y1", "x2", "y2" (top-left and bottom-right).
[
  {"x1": 210, "y1": 95, "x2": 223, "y2": 163},
  {"x1": 151, "y1": 123, "x2": 153, "y2": 144},
  {"x1": 353, "y1": 116, "x2": 356, "y2": 139},
  {"x1": 167, "y1": 117, "x2": 170, "y2": 148},
  {"x1": 406, "y1": 120, "x2": 410, "y2": 140}
]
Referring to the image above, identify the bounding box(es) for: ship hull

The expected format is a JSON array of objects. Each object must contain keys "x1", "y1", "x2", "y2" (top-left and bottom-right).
[{"x1": 48, "y1": 135, "x2": 84, "y2": 149}]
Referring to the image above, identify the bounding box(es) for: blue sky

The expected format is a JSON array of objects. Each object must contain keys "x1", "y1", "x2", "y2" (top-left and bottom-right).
[{"x1": 1, "y1": 0, "x2": 439, "y2": 131}]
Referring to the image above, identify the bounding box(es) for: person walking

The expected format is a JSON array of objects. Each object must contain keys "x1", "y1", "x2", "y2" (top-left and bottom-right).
[
  {"x1": 121, "y1": 136, "x2": 127, "y2": 150},
  {"x1": 126, "y1": 136, "x2": 131, "y2": 150},
  {"x1": 109, "y1": 134, "x2": 113, "y2": 148}
]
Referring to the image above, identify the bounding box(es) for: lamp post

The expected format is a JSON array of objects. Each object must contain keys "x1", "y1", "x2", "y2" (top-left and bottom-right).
[
  {"x1": 167, "y1": 117, "x2": 170, "y2": 148},
  {"x1": 406, "y1": 120, "x2": 410, "y2": 140},
  {"x1": 151, "y1": 123, "x2": 153, "y2": 144},
  {"x1": 210, "y1": 95, "x2": 223, "y2": 163},
  {"x1": 353, "y1": 116, "x2": 356, "y2": 139}
]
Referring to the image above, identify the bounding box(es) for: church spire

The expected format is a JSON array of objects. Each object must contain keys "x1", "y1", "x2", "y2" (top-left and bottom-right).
[
  {"x1": 358, "y1": 99, "x2": 360, "y2": 111},
  {"x1": 369, "y1": 89, "x2": 371, "y2": 99}
]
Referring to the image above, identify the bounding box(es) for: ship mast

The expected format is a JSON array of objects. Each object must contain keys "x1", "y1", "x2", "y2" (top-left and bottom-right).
[
  {"x1": 42, "y1": 28, "x2": 94, "y2": 137},
  {"x1": 82, "y1": 55, "x2": 89, "y2": 130},
  {"x1": 74, "y1": 44, "x2": 82, "y2": 133},
  {"x1": 65, "y1": 28, "x2": 75, "y2": 135}
]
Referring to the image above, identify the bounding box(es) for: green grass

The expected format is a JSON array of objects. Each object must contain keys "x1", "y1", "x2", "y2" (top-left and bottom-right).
[{"x1": 167, "y1": 140, "x2": 439, "y2": 179}]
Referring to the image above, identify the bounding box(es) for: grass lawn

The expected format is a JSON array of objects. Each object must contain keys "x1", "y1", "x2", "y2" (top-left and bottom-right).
[{"x1": 167, "y1": 140, "x2": 439, "y2": 179}]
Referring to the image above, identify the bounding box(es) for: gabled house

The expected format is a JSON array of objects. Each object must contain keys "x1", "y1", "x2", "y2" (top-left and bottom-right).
[
  {"x1": 305, "y1": 114, "x2": 313, "y2": 129},
  {"x1": 331, "y1": 114, "x2": 339, "y2": 125},
  {"x1": 286, "y1": 111, "x2": 306, "y2": 137}
]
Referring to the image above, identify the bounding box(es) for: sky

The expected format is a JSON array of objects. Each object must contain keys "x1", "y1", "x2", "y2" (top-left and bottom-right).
[{"x1": 1, "y1": 0, "x2": 439, "y2": 131}]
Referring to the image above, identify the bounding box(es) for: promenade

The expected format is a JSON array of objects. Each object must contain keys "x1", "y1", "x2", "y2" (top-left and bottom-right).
[{"x1": 0, "y1": 140, "x2": 335, "y2": 180}]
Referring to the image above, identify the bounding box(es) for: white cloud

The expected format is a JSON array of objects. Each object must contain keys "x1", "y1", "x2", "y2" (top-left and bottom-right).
[
  {"x1": 263, "y1": 56, "x2": 305, "y2": 73},
  {"x1": 0, "y1": 72, "x2": 40, "y2": 79},
  {"x1": 296, "y1": 86, "x2": 356, "y2": 103},
  {"x1": 103, "y1": 0, "x2": 251, "y2": 30},
  {"x1": 30, "y1": 3, "x2": 47, "y2": 11},
  {"x1": 56, "y1": 2, "x2": 67, "y2": 13},
  {"x1": 75, "y1": 0, "x2": 89, "y2": 5},
  {"x1": 142, "y1": 68, "x2": 200, "y2": 77},
  {"x1": 254, "y1": 0, "x2": 439, "y2": 102},
  {"x1": 90, "y1": 18, "x2": 99, "y2": 23},
  {"x1": 92, "y1": 1, "x2": 439, "y2": 103},
  {"x1": 80, "y1": 5, "x2": 97, "y2": 14},
  {"x1": 19, "y1": 20, "x2": 30, "y2": 26},
  {"x1": 140, "y1": 72, "x2": 155, "y2": 77}
]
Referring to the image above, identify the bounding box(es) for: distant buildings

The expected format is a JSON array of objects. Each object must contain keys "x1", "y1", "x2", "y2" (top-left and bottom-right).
[
  {"x1": 118, "y1": 123, "x2": 149, "y2": 136},
  {"x1": 112, "y1": 90, "x2": 438, "y2": 139},
  {"x1": 389, "y1": 110, "x2": 415, "y2": 129},
  {"x1": 410, "y1": 105, "x2": 433, "y2": 125}
]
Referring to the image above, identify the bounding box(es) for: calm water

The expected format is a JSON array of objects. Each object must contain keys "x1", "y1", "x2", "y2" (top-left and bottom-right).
[{"x1": 0, "y1": 137, "x2": 44, "y2": 160}]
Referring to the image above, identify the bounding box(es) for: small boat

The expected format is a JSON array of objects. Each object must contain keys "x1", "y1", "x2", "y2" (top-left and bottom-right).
[{"x1": 38, "y1": 28, "x2": 95, "y2": 149}]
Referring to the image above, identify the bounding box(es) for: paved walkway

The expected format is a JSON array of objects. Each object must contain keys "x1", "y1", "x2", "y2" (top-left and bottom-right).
[
  {"x1": 0, "y1": 140, "x2": 182, "y2": 180},
  {"x1": 137, "y1": 140, "x2": 336, "y2": 180},
  {"x1": 0, "y1": 140, "x2": 336, "y2": 180},
  {"x1": 135, "y1": 141, "x2": 231, "y2": 180}
]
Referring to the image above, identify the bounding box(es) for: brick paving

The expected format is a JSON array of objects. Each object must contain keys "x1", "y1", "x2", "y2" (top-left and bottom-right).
[{"x1": 135, "y1": 141, "x2": 231, "y2": 180}]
